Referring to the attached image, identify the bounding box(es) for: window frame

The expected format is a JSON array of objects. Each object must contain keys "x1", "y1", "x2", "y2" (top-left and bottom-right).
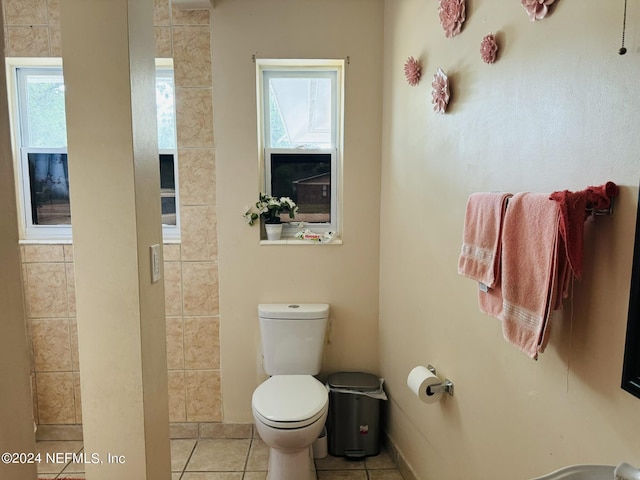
[
  {"x1": 264, "y1": 147, "x2": 338, "y2": 228},
  {"x1": 18, "y1": 147, "x2": 71, "y2": 240},
  {"x1": 256, "y1": 59, "x2": 344, "y2": 239},
  {"x1": 5, "y1": 57, "x2": 180, "y2": 242}
]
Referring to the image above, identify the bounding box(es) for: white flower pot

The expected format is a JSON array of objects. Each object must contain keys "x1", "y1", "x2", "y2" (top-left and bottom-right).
[{"x1": 265, "y1": 223, "x2": 283, "y2": 241}]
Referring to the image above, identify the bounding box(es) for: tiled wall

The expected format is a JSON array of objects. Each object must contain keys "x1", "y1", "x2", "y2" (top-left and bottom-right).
[
  {"x1": 21, "y1": 244, "x2": 79, "y2": 425},
  {"x1": 3, "y1": 0, "x2": 221, "y2": 428}
]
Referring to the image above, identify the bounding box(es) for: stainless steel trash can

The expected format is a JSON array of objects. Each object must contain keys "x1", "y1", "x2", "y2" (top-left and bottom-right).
[{"x1": 327, "y1": 372, "x2": 385, "y2": 458}]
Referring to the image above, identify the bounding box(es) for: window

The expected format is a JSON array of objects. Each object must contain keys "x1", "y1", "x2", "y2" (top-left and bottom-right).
[
  {"x1": 266, "y1": 150, "x2": 335, "y2": 225},
  {"x1": 257, "y1": 59, "x2": 343, "y2": 237},
  {"x1": 8, "y1": 58, "x2": 179, "y2": 241},
  {"x1": 156, "y1": 67, "x2": 178, "y2": 231}
]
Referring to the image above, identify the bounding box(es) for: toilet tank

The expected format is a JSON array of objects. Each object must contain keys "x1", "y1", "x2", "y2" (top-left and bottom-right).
[{"x1": 258, "y1": 303, "x2": 329, "y2": 376}]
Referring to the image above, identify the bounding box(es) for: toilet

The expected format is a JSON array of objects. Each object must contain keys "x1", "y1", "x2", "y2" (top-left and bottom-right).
[{"x1": 252, "y1": 303, "x2": 330, "y2": 480}]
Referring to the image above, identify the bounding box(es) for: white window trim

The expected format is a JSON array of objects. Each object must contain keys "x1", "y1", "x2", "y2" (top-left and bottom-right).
[
  {"x1": 5, "y1": 57, "x2": 180, "y2": 243},
  {"x1": 156, "y1": 60, "x2": 181, "y2": 242},
  {"x1": 262, "y1": 68, "x2": 338, "y2": 149},
  {"x1": 18, "y1": 147, "x2": 71, "y2": 241},
  {"x1": 159, "y1": 148, "x2": 181, "y2": 242},
  {"x1": 264, "y1": 147, "x2": 338, "y2": 233},
  {"x1": 256, "y1": 58, "x2": 344, "y2": 240}
]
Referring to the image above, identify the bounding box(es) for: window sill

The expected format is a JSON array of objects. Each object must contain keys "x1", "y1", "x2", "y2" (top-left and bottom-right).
[
  {"x1": 19, "y1": 237, "x2": 182, "y2": 245},
  {"x1": 162, "y1": 237, "x2": 182, "y2": 244},
  {"x1": 260, "y1": 238, "x2": 342, "y2": 246},
  {"x1": 19, "y1": 238, "x2": 73, "y2": 245}
]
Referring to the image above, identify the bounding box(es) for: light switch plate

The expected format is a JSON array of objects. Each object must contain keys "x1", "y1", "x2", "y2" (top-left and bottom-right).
[{"x1": 150, "y1": 244, "x2": 161, "y2": 283}]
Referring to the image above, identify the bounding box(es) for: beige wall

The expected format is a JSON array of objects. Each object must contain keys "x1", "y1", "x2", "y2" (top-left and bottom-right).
[
  {"x1": 0, "y1": 9, "x2": 38, "y2": 479},
  {"x1": 59, "y1": 1, "x2": 171, "y2": 476},
  {"x1": 3, "y1": 0, "x2": 221, "y2": 429},
  {"x1": 9, "y1": 1, "x2": 639, "y2": 475},
  {"x1": 212, "y1": 0, "x2": 384, "y2": 422},
  {"x1": 381, "y1": 1, "x2": 640, "y2": 479}
]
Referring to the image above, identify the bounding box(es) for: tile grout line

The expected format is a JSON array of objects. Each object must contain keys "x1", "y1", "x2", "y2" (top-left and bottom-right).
[
  {"x1": 178, "y1": 438, "x2": 198, "y2": 479},
  {"x1": 56, "y1": 443, "x2": 84, "y2": 479},
  {"x1": 241, "y1": 436, "x2": 253, "y2": 476}
]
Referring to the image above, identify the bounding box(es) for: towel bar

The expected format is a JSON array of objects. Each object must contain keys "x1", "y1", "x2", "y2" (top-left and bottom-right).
[
  {"x1": 504, "y1": 197, "x2": 615, "y2": 216},
  {"x1": 586, "y1": 197, "x2": 615, "y2": 216}
]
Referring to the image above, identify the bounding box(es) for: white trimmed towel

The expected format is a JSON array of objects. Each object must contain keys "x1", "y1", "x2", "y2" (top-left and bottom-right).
[
  {"x1": 499, "y1": 192, "x2": 567, "y2": 359},
  {"x1": 458, "y1": 192, "x2": 512, "y2": 318}
]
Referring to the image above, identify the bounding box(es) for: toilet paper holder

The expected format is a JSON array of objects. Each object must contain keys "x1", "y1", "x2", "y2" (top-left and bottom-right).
[{"x1": 426, "y1": 365, "x2": 454, "y2": 396}]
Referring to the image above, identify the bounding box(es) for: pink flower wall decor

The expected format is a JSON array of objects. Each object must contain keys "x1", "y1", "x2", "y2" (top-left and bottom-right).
[
  {"x1": 439, "y1": 0, "x2": 466, "y2": 38},
  {"x1": 521, "y1": 0, "x2": 555, "y2": 21},
  {"x1": 431, "y1": 68, "x2": 450, "y2": 114},
  {"x1": 404, "y1": 56, "x2": 421, "y2": 86},
  {"x1": 480, "y1": 33, "x2": 499, "y2": 64}
]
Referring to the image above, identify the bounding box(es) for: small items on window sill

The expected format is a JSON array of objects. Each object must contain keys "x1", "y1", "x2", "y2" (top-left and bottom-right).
[
  {"x1": 295, "y1": 229, "x2": 336, "y2": 243},
  {"x1": 259, "y1": 227, "x2": 339, "y2": 245}
]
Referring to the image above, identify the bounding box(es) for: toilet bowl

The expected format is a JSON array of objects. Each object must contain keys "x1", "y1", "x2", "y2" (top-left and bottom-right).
[
  {"x1": 252, "y1": 375, "x2": 329, "y2": 480},
  {"x1": 252, "y1": 304, "x2": 330, "y2": 480}
]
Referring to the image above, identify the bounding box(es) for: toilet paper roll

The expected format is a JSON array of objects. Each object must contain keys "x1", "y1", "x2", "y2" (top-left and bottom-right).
[{"x1": 407, "y1": 366, "x2": 443, "y2": 404}]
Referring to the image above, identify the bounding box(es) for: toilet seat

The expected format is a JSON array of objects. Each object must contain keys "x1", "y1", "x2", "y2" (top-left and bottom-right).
[{"x1": 252, "y1": 375, "x2": 328, "y2": 430}]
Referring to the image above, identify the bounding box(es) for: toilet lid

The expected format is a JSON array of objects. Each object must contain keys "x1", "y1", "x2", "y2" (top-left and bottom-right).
[{"x1": 252, "y1": 375, "x2": 328, "y2": 427}]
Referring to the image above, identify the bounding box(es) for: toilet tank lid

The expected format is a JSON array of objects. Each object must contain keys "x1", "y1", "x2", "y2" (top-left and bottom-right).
[{"x1": 258, "y1": 303, "x2": 329, "y2": 319}]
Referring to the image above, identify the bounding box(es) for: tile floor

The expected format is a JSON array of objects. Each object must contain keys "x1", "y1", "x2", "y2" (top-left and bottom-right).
[{"x1": 36, "y1": 438, "x2": 405, "y2": 479}]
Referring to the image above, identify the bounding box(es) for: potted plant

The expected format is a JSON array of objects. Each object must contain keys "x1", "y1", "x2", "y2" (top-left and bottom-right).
[{"x1": 244, "y1": 193, "x2": 298, "y2": 240}]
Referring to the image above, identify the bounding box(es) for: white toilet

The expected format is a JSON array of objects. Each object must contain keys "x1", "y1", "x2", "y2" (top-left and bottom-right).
[{"x1": 252, "y1": 303, "x2": 330, "y2": 480}]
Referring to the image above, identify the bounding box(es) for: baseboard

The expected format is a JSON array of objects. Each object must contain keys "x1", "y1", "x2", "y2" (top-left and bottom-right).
[
  {"x1": 382, "y1": 430, "x2": 419, "y2": 480},
  {"x1": 176, "y1": 422, "x2": 253, "y2": 439},
  {"x1": 36, "y1": 423, "x2": 254, "y2": 441},
  {"x1": 35, "y1": 424, "x2": 83, "y2": 441}
]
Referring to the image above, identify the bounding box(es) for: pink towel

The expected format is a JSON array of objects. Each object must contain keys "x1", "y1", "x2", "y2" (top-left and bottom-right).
[
  {"x1": 458, "y1": 192, "x2": 512, "y2": 319},
  {"x1": 458, "y1": 192, "x2": 512, "y2": 288},
  {"x1": 549, "y1": 181, "x2": 619, "y2": 279},
  {"x1": 499, "y1": 193, "x2": 567, "y2": 359}
]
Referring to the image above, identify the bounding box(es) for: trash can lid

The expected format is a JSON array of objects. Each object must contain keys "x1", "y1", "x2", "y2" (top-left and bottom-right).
[{"x1": 327, "y1": 372, "x2": 380, "y2": 391}]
